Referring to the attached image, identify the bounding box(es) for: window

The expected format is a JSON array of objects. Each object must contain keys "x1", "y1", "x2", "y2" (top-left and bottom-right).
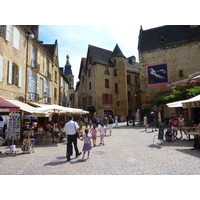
[
  {"x1": 88, "y1": 96, "x2": 92, "y2": 105},
  {"x1": 88, "y1": 69, "x2": 91, "y2": 77},
  {"x1": 179, "y1": 70, "x2": 184, "y2": 77},
  {"x1": 82, "y1": 75, "x2": 84, "y2": 83},
  {"x1": 55, "y1": 71, "x2": 57, "y2": 82},
  {"x1": 128, "y1": 91, "x2": 131, "y2": 102},
  {"x1": 114, "y1": 69, "x2": 117, "y2": 76},
  {"x1": 105, "y1": 67, "x2": 109, "y2": 74},
  {"x1": 89, "y1": 82, "x2": 91, "y2": 90},
  {"x1": 113, "y1": 59, "x2": 116, "y2": 66},
  {"x1": 135, "y1": 76, "x2": 138, "y2": 85},
  {"x1": 105, "y1": 79, "x2": 109, "y2": 88},
  {"x1": 127, "y1": 75, "x2": 131, "y2": 84},
  {"x1": 54, "y1": 88, "x2": 57, "y2": 101},
  {"x1": 102, "y1": 94, "x2": 113, "y2": 104},
  {"x1": 117, "y1": 101, "x2": 120, "y2": 106},
  {"x1": 8, "y1": 61, "x2": 22, "y2": 87},
  {"x1": 115, "y1": 83, "x2": 118, "y2": 93},
  {"x1": 13, "y1": 27, "x2": 20, "y2": 50}
]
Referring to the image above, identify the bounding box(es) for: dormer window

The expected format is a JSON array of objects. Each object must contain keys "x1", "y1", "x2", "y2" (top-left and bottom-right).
[{"x1": 161, "y1": 36, "x2": 166, "y2": 43}]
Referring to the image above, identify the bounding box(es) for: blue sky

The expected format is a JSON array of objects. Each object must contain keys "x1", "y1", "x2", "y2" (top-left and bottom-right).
[{"x1": 39, "y1": 25, "x2": 160, "y2": 86}]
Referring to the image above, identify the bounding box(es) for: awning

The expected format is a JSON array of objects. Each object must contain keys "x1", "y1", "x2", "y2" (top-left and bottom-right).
[
  {"x1": 166, "y1": 99, "x2": 190, "y2": 108},
  {"x1": 166, "y1": 94, "x2": 200, "y2": 108},
  {"x1": 4, "y1": 98, "x2": 35, "y2": 113},
  {"x1": 182, "y1": 94, "x2": 200, "y2": 108},
  {"x1": 0, "y1": 97, "x2": 20, "y2": 112}
]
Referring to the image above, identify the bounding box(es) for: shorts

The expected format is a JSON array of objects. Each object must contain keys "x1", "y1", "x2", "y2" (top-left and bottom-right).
[
  {"x1": 171, "y1": 126, "x2": 178, "y2": 130},
  {"x1": 150, "y1": 122, "x2": 156, "y2": 127}
]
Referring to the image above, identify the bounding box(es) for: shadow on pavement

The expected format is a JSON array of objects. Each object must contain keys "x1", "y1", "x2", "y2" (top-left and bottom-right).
[{"x1": 176, "y1": 148, "x2": 200, "y2": 159}]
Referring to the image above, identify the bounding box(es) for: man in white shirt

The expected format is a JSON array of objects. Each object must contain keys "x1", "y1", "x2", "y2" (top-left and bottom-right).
[{"x1": 64, "y1": 115, "x2": 81, "y2": 162}]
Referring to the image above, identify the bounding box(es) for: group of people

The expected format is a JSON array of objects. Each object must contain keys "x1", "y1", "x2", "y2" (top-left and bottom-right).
[
  {"x1": 165, "y1": 113, "x2": 188, "y2": 141},
  {"x1": 143, "y1": 111, "x2": 189, "y2": 142},
  {"x1": 84, "y1": 114, "x2": 119, "y2": 129},
  {"x1": 64, "y1": 115, "x2": 116, "y2": 162}
]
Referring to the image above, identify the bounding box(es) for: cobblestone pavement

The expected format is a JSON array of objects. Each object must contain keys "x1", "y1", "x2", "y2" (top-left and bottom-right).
[{"x1": 1, "y1": 122, "x2": 200, "y2": 175}]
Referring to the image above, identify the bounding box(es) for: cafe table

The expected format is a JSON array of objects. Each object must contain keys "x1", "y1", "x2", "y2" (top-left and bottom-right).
[
  {"x1": 186, "y1": 131, "x2": 200, "y2": 150},
  {"x1": 34, "y1": 130, "x2": 45, "y2": 144}
]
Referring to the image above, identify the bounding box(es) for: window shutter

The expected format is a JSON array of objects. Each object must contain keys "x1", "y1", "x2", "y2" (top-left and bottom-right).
[
  {"x1": 102, "y1": 94, "x2": 105, "y2": 104},
  {"x1": 0, "y1": 55, "x2": 3, "y2": 81},
  {"x1": 110, "y1": 94, "x2": 113, "y2": 104},
  {"x1": 6, "y1": 25, "x2": 11, "y2": 41},
  {"x1": 49, "y1": 82, "x2": 52, "y2": 98},
  {"x1": 36, "y1": 74, "x2": 40, "y2": 94},
  {"x1": 8, "y1": 61, "x2": 12, "y2": 84},
  {"x1": 13, "y1": 27, "x2": 20, "y2": 50},
  {"x1": 18, "y1": 67, "x2": 22, "y2": 87},
  {"x1": 44, "y1": 79, "x2": 47, "y2": 94},
  {"x1": 28, "y1": 69, "x2": 32, "y2": 92}
]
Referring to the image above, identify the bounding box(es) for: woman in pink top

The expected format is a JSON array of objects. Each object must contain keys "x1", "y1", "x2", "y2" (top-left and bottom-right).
[{"x1": 90, "y1": 124, "x2": 97, "y2": 147}]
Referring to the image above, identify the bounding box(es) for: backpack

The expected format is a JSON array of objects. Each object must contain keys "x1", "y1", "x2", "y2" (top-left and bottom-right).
[{"x1": 0, "y1": 116, "x2": 3, "y2": 121}]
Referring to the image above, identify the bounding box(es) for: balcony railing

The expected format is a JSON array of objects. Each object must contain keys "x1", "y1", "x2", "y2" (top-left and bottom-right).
[
  {"x1": 31, "y1": 60, "x2": 40, "y2": 71},
  {"x1": 30, "y1": 93, "x2": 39, "y2": 101},
  {"x1": 46, "y1": 71, "x2": 51, "y2": 79}
]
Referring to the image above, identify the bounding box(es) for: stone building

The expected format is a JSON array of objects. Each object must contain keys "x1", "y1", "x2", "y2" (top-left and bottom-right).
[
  {"x1": 77, "y1": 44, "x2": 140, "y2": 121},
  {"x1": 138, "y1": 25, "x2": 200, "y2": 119},
  {"x1": 0, "y1": 25, "x2": 69, "y2": 108}
]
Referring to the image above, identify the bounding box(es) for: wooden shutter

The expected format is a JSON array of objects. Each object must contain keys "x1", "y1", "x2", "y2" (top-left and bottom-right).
[
  {"x1": 6, "y1": 25, "x2": 11, "y2": 41},
  {"x1": 49, "y1": 82, "x2": 52, "y2": 98},
  {"x1": 18, "y1": 67, "x2": 22, "y2": 87},
  {"x1": 0, "y1": 55, "x2": 3, "y2": 81},
  {"x1": 36, "y1": 74, "x2": 40, "y2": 94},
  {"x1": 13, "y1": 27, "x2": 20, "y2": 50},
  {"x1": 28, "y1": 69, "x2": 32, "y2": 92},
  {"x1": 8, "y1": 61, "x2": 12, "y2": 84},
  {"x1": 110, "y1": 94, "x2": 113, "y2": 104}
]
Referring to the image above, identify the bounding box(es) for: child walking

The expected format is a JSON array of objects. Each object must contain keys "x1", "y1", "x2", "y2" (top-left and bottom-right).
[
  {"x1": 81, "y1": 128, "x2": 92, "y2": 161},
  {"x1": 90, "y1": 124, "x2": 97, "y2": 147},
  {"x1": 98, "y1": 123, "x2": 106, "y2": 146}
]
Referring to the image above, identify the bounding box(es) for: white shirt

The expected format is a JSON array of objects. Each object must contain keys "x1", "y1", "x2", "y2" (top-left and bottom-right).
[
  {"x1": 99, "y1": 126, "x2": 105, "y2": 135},
  {"x1": 64, "y1": 120, "x2": 79, "y2": 135}
]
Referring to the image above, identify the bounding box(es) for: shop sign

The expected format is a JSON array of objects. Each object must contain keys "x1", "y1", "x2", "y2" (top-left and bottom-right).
[{"x1": 183, "y1": 101, "x2": 200, "y2": 108}]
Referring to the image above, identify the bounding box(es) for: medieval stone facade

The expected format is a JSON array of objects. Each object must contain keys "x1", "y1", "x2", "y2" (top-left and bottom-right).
[
  {"x1": 138, "y1": 25, "x2": 200, "y2": 118},
  {"x1": 77, "y1": 44, "x2": 140, "y2": 121},
  {"x1": 0, "y1": 25, "x2": 69, "y2": 109}
]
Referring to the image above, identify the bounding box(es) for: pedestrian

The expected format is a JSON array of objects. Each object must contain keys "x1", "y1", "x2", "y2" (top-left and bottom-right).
[
  {"x1": 126, "y1": 115, "x2": 129, "y2": 126},
  {"x1": 169, "y1": 112, "x2": 174, "y2": 128},
  {"x1": 178, "y1": 114, "x2": 188, "y2": 139},
  {"x1": 108, "y1": 115, "x2": 114, "y2": 136},
  {"x1": 64, "y1": 115, "x2": 82, "y2": 162},
  {"x1": 90, "y1": 124, "x2": 97, "y2": 146},
  {"x1": 102, "y1": 115, "x2": 108, "y2": 135},
  {"x1": 80, "y1": 128, "x2": 92, "y2": 161},
  {"x1": 98, "y1": 123, "x2": 106, "y2": 145},
  {"x1": 150, "y1": 112, "x2": 157, "y2": 132},
  {"x1": 84, "y1": 116, "x2": 88, "y2": 128},
  {"x1": 89, "y1": 118, "x2": 92, "y2": 128},
  {"x1": 114, "y1": 114, "x2": 119, "y2": 128},
  {"x1": 131, "y1": 113, "x2": 135, "y2": 126},
  {"x1": 170, "y1": 115, "x2": 179, "y2": 140},
  {"x1": 143, "y1": 114, "x2": 148, "y2": 131},
  {"x1": 165, "y1": 128, "x2": 172, "y2": 142}
]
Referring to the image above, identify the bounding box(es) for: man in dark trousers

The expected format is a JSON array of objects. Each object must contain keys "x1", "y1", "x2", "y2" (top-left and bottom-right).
[{"x1": 64, "y1": 115, "x2": 81, "y2": 162}]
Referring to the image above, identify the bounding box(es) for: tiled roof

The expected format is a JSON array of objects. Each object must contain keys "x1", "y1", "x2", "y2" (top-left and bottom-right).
[
  {"x1": 110, "y1": 44, "x2": 125, "y2": 58},
  {"x1": 138, "y1": 25, "x2": 200, "y2": 52},
  {"x1": 88, "y1": 45, "x2": 114, "y2": 66}
]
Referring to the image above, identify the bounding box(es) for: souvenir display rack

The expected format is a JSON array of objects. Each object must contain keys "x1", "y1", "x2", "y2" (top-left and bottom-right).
[{"x1": 5, "y1": 112, "x2": 21, "y2": 154}]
